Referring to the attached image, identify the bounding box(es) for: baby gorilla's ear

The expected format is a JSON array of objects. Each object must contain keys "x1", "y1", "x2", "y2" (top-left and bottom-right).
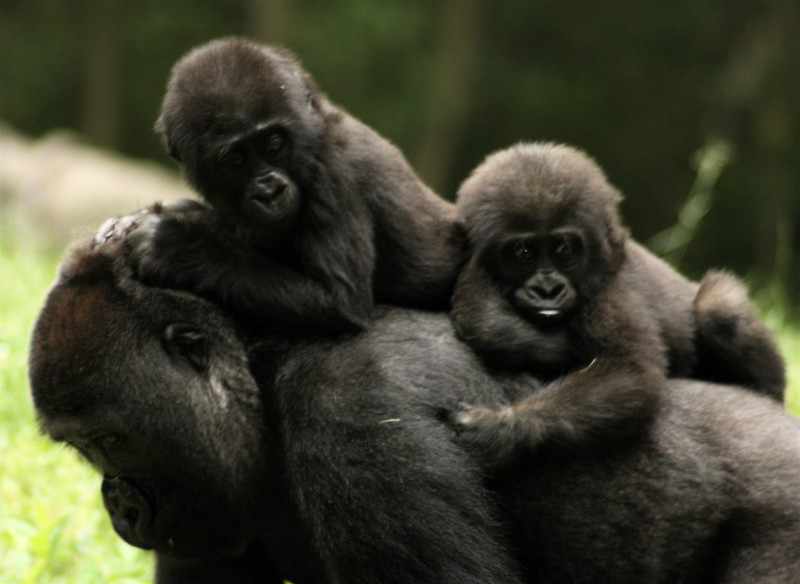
[{"x1": 167, "y1": 141, "x2": 182, "y2": 162}]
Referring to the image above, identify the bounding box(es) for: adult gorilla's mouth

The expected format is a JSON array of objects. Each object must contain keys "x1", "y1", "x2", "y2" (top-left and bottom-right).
[
  {"x1": 101, "y1": 475, "x2": 249, "y2": 559},
  {"x1": 101, "y1": 476, "x2": 163, "y2": 550}
]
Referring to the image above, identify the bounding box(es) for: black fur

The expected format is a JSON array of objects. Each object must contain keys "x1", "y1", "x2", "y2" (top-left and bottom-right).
[
  {"x1": 450, "y1": 142, "x2": 786, "y2": 466},
  {"x1": 30, "y1": 236, "x2": 522, "y2": 584},
  {"x1": 693, "y1": 269, "x2": 787, "y2": 392},
  {"x1": 29, "y1": 227, "x2": 800, "y2": 583},
  {"x1": 129, "y1": 38, "x2": 463, "y2": 333}
]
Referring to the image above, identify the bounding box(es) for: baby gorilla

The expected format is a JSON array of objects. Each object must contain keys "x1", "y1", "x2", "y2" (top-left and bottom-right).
[
  {"x1": 130, "y1": 38, "x2": 463, "y2": 333},
  {"x1": 451, "y1": 142, "x2": 785, "y2": 466}
]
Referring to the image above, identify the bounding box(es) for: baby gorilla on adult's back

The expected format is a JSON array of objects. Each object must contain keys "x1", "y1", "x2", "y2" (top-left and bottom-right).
[{"x1": 130, "y1": 37, "x2": 463, "y2": 333}]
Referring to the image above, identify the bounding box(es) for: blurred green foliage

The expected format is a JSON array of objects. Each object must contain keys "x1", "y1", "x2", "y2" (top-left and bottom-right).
[
  {"x1": 1, "y1": 0, "x2": 798, "y2": 309},
  {"x1": 0, "y1": 244, "x2": 154, "y2": 582}
]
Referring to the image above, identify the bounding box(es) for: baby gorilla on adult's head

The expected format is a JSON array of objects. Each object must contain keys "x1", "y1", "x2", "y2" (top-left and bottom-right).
[
  {"x1": 157, "y1": 39, "x2": 313, "y2": 228},
  {"x1": 28, "y1": 239, "x2": 276, "y2": 572},
  {"x1": 132, "y1": 37, "x2": 463, "y2": 334}
]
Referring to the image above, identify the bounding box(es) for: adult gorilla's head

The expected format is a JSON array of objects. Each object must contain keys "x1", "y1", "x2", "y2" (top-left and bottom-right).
[{"x1": 28, "y1": 238, "x2": 265, "y2": 559}]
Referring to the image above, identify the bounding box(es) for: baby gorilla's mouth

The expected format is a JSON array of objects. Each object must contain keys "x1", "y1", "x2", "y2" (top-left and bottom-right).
[
  {"x1": 537, "y1": 309, "x2": 562, "y2": 318},
  {"x1": 250, "y1": 192, "x2": 281, "y2": 211}
]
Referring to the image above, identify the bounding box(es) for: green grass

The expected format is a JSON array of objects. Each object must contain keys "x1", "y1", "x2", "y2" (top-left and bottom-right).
[{"x1": 1, "y1": 240, "x2": 798, "y2": 583}]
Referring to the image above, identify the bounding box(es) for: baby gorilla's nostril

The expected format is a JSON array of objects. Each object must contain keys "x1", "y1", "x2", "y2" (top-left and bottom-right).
[{"x1": 532, "y1": 282, "x2": 564, "y2": 300}]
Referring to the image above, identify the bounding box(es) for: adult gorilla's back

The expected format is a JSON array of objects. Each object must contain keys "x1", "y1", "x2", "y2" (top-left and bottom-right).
[
  {"x1": 266, "y1": 306, "x2": 800, "y2": 583},
  {"x1": 495, "y1": 382, "x2": 800, "y2": 582},
  {"x1": 30, "y1": 237, "x2": 800, "y2": 583}
]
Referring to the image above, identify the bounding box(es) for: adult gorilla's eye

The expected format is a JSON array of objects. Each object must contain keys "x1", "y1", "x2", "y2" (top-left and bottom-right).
[
  {"x1": 265, "y1": 133, "x2": 284, "y2": 158},
  {"x1": 68, "y1": 434, "x2": 119, "y2": 450}
]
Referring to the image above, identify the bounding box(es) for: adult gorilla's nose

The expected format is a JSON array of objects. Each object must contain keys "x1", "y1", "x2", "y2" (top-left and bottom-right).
[{"x1": 101, "y1": 476, "x2": 156, "y2": 549}]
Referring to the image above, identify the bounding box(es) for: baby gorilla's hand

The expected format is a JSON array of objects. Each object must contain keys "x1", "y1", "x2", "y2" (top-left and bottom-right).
[
  {"x1": 92, "y1": 199, "x2": 214, "y2": 290},
  {"x1": 451, "y1": 403, "x2": 522, "y2": 472},
  {"x1": 92, "y1": 209, "x2": 151, "y2": 249},
  {"x1": 123, "y1": 212, "x2": 168, "y2": 281},
  {"x1": 92, "y1": 199, "x2": 207, "y2": 248}
]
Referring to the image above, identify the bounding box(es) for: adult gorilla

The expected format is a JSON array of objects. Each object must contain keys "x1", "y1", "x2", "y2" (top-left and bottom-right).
[
  {"x1": 30, "y1": 235, "x2": 522, "y2": 584},
  {"x1": 30, "y1": 222, "x2": 800, "y2": 583}
]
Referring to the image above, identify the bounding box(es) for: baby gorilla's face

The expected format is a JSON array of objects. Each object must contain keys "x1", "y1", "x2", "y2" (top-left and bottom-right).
[{"x1": 489, "y1": 228, "x2": 586, "y2": 326}]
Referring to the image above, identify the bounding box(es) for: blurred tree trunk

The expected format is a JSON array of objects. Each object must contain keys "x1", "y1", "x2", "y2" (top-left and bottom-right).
[
  {"x1": 413, "y1": 0, "x2": 482, "y2": 196},
  {"x1": 748, "y1": 10, "x2": 797, "y2": 286},
  {"x1": 713, "y1": 5, "x2": 797, "y2": 285},
  {"x1": 81, "y1": 0, "x2": 122, "y2": 149},
  {"x1": 247, "y1": 0, "x2": 292, "y2": 45}
]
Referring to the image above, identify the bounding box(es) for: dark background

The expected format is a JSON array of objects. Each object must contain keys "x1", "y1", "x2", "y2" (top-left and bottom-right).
[{"x1": 2, "y1": 0, "x2": 797, "y2": 311}]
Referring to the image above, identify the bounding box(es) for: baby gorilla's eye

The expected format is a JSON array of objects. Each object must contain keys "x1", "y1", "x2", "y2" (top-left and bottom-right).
[
  {"x1": 513, "y1": 241, "x2": 536, "y2": 262},
  {"x1": 265, "y1": 133, "x2": 284, "y2": 158},
  {"x1": 550, "y1": 236, "x2": 583, "y2": 269},
  {"x1": 220, "y1": 149, "x2": 245, "y2": 169},
  {"x1": 553, "y1": 242, "x2": 573, "y2": 259}
]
